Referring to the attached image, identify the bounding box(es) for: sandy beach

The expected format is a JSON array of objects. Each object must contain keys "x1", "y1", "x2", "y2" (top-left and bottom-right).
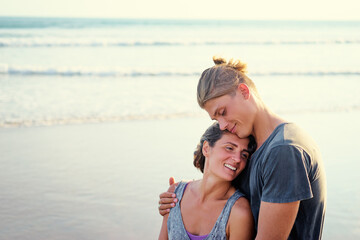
[{"x1": 1, "y1": 111, "x2": 360, "y2": 239}]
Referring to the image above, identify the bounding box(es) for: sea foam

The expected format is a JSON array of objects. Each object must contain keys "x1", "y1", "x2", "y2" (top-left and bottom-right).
[{"x1": 1, "y1": 64, "x2": 359, "y2": 77}]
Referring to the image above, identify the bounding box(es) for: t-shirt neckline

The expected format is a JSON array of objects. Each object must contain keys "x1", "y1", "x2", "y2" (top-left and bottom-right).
[{"x1": 251, "y1": 122, "x2": 289, "y2": 160}]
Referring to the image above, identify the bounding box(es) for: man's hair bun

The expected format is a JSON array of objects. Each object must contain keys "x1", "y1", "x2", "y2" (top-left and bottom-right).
[
  {"x1": 212, "y1": 56, "x2": 247, "y2": 73},
  {"x1": 213, "y1": 56, "x2": 227, "y2": 65}
]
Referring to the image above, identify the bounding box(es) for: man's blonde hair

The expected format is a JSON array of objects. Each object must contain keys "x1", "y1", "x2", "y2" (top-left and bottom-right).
[{"x1": 197, "y1": 56, "x2": 258, "y2": 108}]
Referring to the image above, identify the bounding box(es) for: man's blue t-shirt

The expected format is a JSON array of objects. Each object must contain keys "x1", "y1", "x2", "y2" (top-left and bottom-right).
[{"x1": 237, "y1": 123, "x2": 327, "y2": 240}]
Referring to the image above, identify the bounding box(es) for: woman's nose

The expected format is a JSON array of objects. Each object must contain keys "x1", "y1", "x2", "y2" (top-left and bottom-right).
[{"x1": 231, "y1": 155, "x2": 241, "y2": 162}]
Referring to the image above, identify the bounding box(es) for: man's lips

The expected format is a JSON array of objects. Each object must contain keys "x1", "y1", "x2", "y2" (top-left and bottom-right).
[{"x1": 230, "y1": 124, "x2": 236, "y2": 133}]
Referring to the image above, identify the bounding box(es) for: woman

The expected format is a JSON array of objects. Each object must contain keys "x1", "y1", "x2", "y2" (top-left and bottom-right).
[{"x1": 158, "y1": 122, "x2": 256, "y2": 240}]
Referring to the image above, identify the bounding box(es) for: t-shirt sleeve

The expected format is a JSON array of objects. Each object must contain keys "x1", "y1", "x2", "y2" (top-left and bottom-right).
[{"x1": 261, "y1": 145, "x2": 313, "y2": 203}]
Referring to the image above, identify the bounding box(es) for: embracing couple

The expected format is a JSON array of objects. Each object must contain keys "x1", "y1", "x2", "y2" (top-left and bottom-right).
[{"x1": 158, "y1": 57, "x2": 326, "y2": 240}]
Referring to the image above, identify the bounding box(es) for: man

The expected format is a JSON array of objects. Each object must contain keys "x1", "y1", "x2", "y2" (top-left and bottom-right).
[{"x1": 159, "y1": 57, "x2": 326, "y2": 240}]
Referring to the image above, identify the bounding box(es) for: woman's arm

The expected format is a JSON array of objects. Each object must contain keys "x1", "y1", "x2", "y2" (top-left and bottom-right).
[
  {"x1": 228, "y1": 198, "x2": 254, "y2": 240},
  {"x1": 158, "y1": 214, "x2": 169, "y2": 240},
  {"x1": 158, "y1": 177, "x2": 176, "y2": 239}
]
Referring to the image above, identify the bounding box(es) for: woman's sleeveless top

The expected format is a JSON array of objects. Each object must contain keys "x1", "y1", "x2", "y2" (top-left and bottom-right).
[{"x1": 167, "y1": 181, "x2": 245, "y2": 240}]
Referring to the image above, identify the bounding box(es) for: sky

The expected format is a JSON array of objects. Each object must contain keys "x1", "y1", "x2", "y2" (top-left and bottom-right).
[{"x1": 0, "y1": 0, "x2": 360, "y2": 20}]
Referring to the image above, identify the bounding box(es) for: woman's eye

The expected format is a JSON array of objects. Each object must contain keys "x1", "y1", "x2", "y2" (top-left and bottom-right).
[
  {"x1": 241, "y1": 153, "x2": 249, "y2": 160},
  {"x1": 220, "y1": 109, "x2": 226, "y2": 116},
  {"x1": 226, "y1": 146, "x2": 233, "y2": 151}
]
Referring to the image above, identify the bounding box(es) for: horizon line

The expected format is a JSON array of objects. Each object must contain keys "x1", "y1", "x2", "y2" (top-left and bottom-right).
[{"x1": 1, "y1": 15, "x2": 360, "y2": 22}]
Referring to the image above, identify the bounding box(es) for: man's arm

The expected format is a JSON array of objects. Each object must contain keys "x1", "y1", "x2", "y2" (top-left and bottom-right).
[
  {"x1": 255, "y1": 201, "x2": 300, "y2": 240},
  {"x1": 158, "y1": 214, "x2": 169, "y2": 240}
]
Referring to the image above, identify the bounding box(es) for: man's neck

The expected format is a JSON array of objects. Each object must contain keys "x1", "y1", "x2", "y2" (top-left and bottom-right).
[{"x1": 252, "y1": 104, "x2": 286, "y2": 149}]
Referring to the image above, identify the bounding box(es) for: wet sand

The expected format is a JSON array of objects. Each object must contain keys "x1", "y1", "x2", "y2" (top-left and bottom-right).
[{"x1": 0, "y1": 111, "x2": 359, "y2": 239}]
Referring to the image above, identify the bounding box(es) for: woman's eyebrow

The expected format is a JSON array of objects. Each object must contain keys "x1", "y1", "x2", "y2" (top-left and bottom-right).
[{"x1": 224, "y1": 142, "x2": 238, "y2": 147}]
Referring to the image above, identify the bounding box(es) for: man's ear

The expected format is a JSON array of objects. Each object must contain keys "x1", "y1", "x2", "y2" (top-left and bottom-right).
[
  {"x1": 202, "y1": 141, "x2": 210, "y2": 157},
  {"x1": 237, "y1": 83, "x2": 250, "y2": 100}
]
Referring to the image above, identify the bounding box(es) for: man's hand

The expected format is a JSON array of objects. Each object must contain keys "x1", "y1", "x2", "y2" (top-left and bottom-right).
[{"x1": 158, "y1": 177, "x2": 178, "y2": 216}]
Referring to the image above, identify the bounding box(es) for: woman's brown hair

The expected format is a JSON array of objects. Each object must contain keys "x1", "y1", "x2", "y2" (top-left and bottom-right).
[{"x1": 193, "y1": 122, "x2": 257, "y2": 173}]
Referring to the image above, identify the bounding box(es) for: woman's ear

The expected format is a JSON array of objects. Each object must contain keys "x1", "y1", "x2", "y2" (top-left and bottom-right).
[
  {"x1": 237, "y1": 83, "x2": 250, "y2": 100},
  {"x1": 202, "y1": 141, "x2": 210, "y2": 157}
]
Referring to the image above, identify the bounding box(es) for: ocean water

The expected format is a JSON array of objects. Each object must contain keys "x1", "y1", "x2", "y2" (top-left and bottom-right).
[
  {"x1": 1, "y1": 17, "x2": 360, "y2": 239},
  {"x1": 1, "y1": 17, "x2": 360, "y2": 127}
]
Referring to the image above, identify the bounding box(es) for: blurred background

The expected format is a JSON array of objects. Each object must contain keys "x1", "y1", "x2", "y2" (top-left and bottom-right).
[{"x1": 1, "y1": 0, "x2": 360, "y2": 239}]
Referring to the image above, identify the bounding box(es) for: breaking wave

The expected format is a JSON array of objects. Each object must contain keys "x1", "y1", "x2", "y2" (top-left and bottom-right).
[{"x1": 1, "y1": 64, "x2": 359, "y2": 77}]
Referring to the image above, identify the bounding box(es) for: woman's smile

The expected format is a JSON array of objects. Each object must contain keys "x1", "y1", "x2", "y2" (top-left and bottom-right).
[{"x1": 224, "y1": 163, "x2": 237, "y2": 171}]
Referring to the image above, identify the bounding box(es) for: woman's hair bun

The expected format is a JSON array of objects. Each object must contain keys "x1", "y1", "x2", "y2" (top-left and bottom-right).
[{"x1": 212, "y1": 56, "x2": 247, "y2": 73}]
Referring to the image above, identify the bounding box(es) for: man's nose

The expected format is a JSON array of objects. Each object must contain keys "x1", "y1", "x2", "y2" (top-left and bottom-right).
[{"x1": 218, "y1": 118, "x2": 228, "y2": 130}]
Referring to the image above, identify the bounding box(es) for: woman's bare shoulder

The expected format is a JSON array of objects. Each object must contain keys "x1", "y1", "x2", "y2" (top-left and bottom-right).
[
  {"x1": 227, "y1": 196, "x2": 254, "y2": 239},
  {"x1": 231, "y1": 196, "x2": 252, "y2": 219}
]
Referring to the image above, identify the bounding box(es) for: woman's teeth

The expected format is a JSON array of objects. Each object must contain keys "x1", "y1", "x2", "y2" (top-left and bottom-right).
[{"x1": 224, "y1": 163, "x2": 236, "y2": 171}]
